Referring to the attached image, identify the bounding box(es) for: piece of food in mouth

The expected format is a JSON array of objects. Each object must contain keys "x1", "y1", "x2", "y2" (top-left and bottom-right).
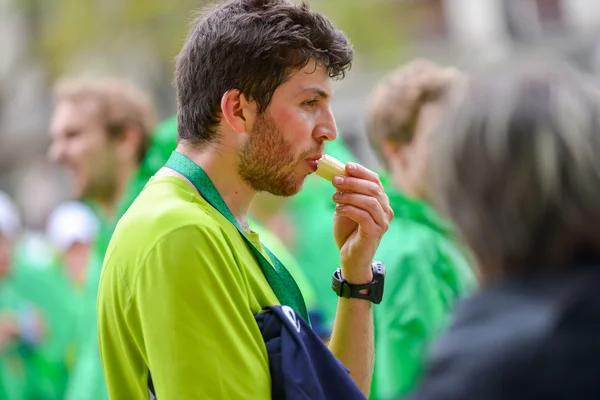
[{"x1": 315, "y1": 154, "x2": 346, "y2": 182}]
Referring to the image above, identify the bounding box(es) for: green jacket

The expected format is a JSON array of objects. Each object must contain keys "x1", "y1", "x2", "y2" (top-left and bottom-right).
[
  {"x1": 370, "y1": 189, "x2": 477, "y2": 400},
  {"x1": 8, "y1": 237, "x2": 80, "y2": 400},
  {"x1": 65, "y1": 117, "x2": 177, "y2": 400},
  {"x1": 0, "y1": 281, "x2": 32, "y2": 400}
]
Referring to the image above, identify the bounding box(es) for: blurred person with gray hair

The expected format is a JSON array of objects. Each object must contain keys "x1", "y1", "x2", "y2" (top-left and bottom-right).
[
  {"x1": 365, "y1": 60, "x2": 477, "y2": 400},
  {"x1": 406, "y1": 64, "x2": 600, "y2": 399},
  {"x1": 48, "y1": 79, "x2": 176, "y2": 400}
]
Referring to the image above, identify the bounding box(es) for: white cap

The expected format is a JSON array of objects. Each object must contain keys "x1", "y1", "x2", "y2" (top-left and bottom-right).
[
  {"x1": 0, "y1": 191, "x2": 21, "y2": 240},
  {"x1": 46, "y1": 202, "x2": 99, "y2": 252}
]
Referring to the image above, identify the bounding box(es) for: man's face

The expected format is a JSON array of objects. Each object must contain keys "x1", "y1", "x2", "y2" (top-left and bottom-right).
[
  {"x1": 238, "y1": 60, "x2": 337, "y2": 196},
  {"x1": 48, "y1": 100, "x2": 119, "y2": 201}
]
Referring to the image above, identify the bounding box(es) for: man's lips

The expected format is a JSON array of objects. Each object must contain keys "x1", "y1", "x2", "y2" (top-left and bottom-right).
[{"x1": 305, "y1": 154, "x2": 323, "y2": 172}]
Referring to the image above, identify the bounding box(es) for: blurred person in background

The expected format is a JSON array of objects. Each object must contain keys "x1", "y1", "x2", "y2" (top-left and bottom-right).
[
  {"x1": 46, "y1": 201, "x2": 99, "y2": 289},
  {"x1": 48, "y1": 79, "x2": 176, "y2": 400},
  {"x1": 365, "y1": 60, "x2": 477, "y2": 400},
  {"x1": 408, "y1": 63, "x2": 600, "y2": 399},
  {"x1": 0, "y1": 190, "x2": 45, "y2": 399}
]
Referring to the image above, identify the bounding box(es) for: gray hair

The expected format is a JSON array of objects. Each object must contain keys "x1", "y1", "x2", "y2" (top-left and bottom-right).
[{"x1": 430, "y1": 64, "x2": 600, "y2": 278}]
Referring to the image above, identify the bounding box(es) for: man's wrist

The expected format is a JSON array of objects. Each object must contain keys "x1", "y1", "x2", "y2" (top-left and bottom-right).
[
  {"x1": 340, "y1": 265, "x2": 374, "y2": 285},
  {"x1": 333, "y1": 261, "x2": 386, "y2": 304}
]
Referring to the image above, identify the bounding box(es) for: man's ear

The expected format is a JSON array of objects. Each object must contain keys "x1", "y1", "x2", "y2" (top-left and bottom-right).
[
  {"x1": 220, "y1": 89, "x2": 257, "y2": 134},
  {"x1": 381, "y1": 139, "x2": 408, "y2": 168},
  {"x1": 116, "y1": 124, "x2": 143, "y2": 162}
]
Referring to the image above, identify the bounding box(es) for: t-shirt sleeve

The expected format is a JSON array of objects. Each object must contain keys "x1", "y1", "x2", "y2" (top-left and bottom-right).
[{"x1": 132, "y1": 225, "x2": 271, "y2": 399}]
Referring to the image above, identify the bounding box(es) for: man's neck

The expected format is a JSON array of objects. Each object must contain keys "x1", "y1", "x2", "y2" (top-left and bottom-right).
[
  {"x1": 93, "y1": 162, "x2": 137, "y2": 220},
  {"x1": 389, "y1": 163, "x2": 420, "y2": 200},
  {"x1": 159, "y1": 144, "x2": 255, "y2": 231}
]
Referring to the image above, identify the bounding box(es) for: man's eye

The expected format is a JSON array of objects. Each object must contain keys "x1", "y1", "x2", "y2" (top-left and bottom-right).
[
  {"x1": 65, "y1": 130, "x2": 80, "y2": 139},
  {"x1": 303, "y1": 99, "x2": 318, "y2": 107}
]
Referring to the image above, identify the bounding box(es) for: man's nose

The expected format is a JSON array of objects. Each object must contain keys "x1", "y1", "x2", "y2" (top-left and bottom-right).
[
  {"x1": 48, "y1": 140, "x2": 66, "y2": 164},
  {"x1": 314, "y1": 108, "x2": 338, "y2": 142}
]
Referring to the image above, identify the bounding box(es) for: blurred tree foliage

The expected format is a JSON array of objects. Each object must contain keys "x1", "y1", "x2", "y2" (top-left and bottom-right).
[
  {"x1": 14, "y1": 0, "x2": 202, "y2": 79},
  {"x1": 311, "y1": 0, "x2": 415, "y2": 68},
  {"x1": 12, "y1": 0, "x2": 419, "y2": 80}
]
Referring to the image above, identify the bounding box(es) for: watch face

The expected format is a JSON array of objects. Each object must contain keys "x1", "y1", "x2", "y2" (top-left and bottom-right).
[
  {"x1": 331, "y1": 268, "x2": 345, "y2": 297},
  {"x1": 372, "y1": 261, "x2": 386, "y2": 277}
]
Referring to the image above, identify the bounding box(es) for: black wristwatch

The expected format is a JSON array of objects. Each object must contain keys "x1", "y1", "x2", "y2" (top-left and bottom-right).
[{"x1": 331, "y1": 261, "x2": 386, "y2": 304}]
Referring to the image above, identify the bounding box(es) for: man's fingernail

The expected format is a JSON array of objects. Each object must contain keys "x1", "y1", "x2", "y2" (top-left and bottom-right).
[
  {"x1": 333, "y1": 176, "x2": 344, "y2": 185},
  {"x1": 347, "y1": 163, "x2": 356, "y2": 171}
]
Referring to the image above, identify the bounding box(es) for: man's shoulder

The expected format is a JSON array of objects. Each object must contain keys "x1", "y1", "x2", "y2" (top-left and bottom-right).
[
  {"x1": 385, "y1": 210, "x2": 470, "y2": 261},
  {"x1": 377, "y1": 217, "x2": 445, "y2": 270},
  {"x1": 122, "y1": 177, "x2": 218, "y2": 232},
  {"x1": 108, "y1": 177, "x2": 232, "y2": 262},
  {"x1": 376, "y1": 216, "x2": 475, "y2": 300}
]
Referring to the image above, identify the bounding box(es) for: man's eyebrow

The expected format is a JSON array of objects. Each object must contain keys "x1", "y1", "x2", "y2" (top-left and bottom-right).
[{"x1": 300, "y1": 87, "x2": 331, "y2": 99}]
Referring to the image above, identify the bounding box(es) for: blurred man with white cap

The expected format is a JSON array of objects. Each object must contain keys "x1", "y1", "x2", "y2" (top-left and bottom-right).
[{"x1": 46, "y1": 201, "x2": 99, "y2": 288}]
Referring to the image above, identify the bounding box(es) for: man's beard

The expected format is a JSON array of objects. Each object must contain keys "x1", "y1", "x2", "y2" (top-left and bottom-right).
[
  {"x1": 81, "y1": 146, "x2": 120, "y2": 206},
  {"x1": 238, "y1": 113, "x2": 306, "y2": 197}
]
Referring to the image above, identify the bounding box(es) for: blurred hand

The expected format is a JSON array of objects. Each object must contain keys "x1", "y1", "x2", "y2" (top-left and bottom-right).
[{"x1": 332, "y1": 163, "x2": 393, "y2": 284}]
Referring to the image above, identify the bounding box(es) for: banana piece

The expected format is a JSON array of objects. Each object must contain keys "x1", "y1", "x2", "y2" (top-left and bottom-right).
[{"x1": 316, "y1": 154, "x2": 346, "y2": 181}]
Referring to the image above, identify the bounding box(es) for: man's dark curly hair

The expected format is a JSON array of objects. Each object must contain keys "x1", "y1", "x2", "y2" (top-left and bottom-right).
[{"x1": 175, "y1": 0, "x2": 353, "y2": 146}]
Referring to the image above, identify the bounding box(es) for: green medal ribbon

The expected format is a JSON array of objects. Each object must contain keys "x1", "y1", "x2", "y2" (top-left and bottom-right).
[{"x1": 165, "y1": 151, "x2": 309, "y2": 322}]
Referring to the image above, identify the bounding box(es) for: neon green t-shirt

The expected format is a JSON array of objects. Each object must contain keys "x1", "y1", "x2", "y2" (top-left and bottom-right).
[
  {"x1": 98, "y1": 176, "x2": 279, "y2": 399},
  {"x1": 66, "y1": 116, "x2": 178, "y2": 400}
]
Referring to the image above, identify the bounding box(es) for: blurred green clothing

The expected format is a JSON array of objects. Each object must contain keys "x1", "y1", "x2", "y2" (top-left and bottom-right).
[
  {"x1": 65, "y1": 116, "x2": 177, "y2": 400},
  {"x1": 0, "y1": 281, "x2": 31, "y2": 400},
  {"x1": 9, "y1": 237, "x2": 80, "y2": 399},
  {"x1": 370, "y1": 188, "x2": 477, "y2": 400},
  {"x1": 288, "y1": 138, "x2": 357, "y2": 327}
]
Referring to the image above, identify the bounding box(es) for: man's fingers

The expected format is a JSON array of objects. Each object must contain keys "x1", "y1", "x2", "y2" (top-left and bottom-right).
[
  {"x1": 332, "y1": 176, "x2": 391, "y2": 214},
  {"x1": 344, "y1": 163, "x2": 383, "y2": 189},
  {"x1": 334, "y1": 205, "x2": 384, "y2": 237},
  {"x1": 333, "y1": 176, "x2": 382, "y2": 198},
  {"x1": 333, "y1": 192, "x2": 387, "y2": 229}
]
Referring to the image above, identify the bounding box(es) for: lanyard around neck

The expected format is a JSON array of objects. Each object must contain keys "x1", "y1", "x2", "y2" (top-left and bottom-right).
[{"x1": 165, "y1": 151, "x2": 309, "y2": 322}]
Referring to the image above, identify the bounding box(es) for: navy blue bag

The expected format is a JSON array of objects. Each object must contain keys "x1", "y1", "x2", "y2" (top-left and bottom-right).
[
  {"x1": 147, "y1": 305, "x2": 365, "y2": 399},
  {"x1": 256, "y1": 305, "x2": 366, "y2": 400}
]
